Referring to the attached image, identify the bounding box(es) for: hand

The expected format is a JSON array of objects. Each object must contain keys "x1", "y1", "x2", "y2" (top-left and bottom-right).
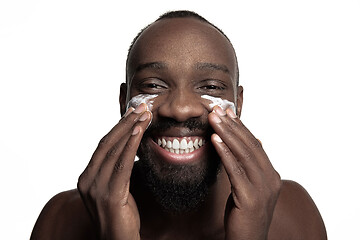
[
  {"x1": 208, "y1": 106, "x2": 282, "y2": 240},
  {"x1": 77, "y1": 103, "x2": 151, "y2": 240}
]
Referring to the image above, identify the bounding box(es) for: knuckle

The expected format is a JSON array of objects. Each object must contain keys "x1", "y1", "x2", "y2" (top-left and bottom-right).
[
  {"x1": 232, "y1": 164, "x2": 246, "y2": 176},
  {"x1": 77, "y1": 172, "x2": 88, "y2": 193},
  {"x1": 268, "y1": 170, "x2": 282, "y2": 190},
  {"x1": 228, "y1": 117, "x2": 239, "y2": 130},
  {"x1": 274, "y1": 170, "x2": 281, "y2": 181},
  {"x1": 88, "y1": 183, "x2": 98, "y2": 199},
  {"x1": 99, "y1": 193, "x2": 111, "y2": 206},
  {"x1": 242, "y1": 150, "x2": 253, "y2": 161},
  {"x1": 222, "y1": 146, "x2": 232, "y2": 158},
  {"x1": 98, "y1": 135, "x2": 110, "y2": 148},
  {"x1": 113, "y1": 161, "x2": 125, "y2": 173},
  {"x1": 273, "y1": 176, "x2": 282, "y2": 192},
  {"x1": 106, "y1": 146, "x2": 118, "y2": 159},
  {"x1": 250, "y1": 138, "x2": 262, "y2": 149},
  {"x1": 123, "y1": 140, "x2": 134, "y2": 152}
]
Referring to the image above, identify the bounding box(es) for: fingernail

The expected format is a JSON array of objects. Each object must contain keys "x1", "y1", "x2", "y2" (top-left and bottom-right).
[
  {"x1": 139, "y1": 111, "x2": 150, "y2": 121},
  {"x1": 214, "y1": 106, "x2": 226, "y2": 116},
  {"x1": 211, "y1": 112, "x2": 222, "y2": 124},
  {"x1": 134, "y1": 103, "x2": 147, "y2": 114},
  {"x1": 132, "y1": 126, "x2": 141, "y2": 135},
  {"x1": 213, "y1": 134, "x2": 223, "y2": 143},
  {"x1": 226, "y1": 108, "x2": 237, "y2": 119},
  {"x1": 124, "y1": 107, "x2": 135, "y2": 117}
]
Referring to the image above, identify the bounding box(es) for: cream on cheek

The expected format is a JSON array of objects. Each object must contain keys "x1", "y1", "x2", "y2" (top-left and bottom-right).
[
  {"x1": 201, "y1": 95, "x2": 236, "y2": 114},
  {"x1": 126, "y1": 94, "x2": 158, "y2": 126},
  {"x1": 126, "y1": 94, "x2": 158, "y2": 111}
]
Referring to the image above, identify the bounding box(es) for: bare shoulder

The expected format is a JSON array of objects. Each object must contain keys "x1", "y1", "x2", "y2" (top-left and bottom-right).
[
  {"x1": 268, "y1": 180, "x2": 327, "y2": 240},
  {"x1": 30, "y1": 189, "x2": 96, "y2": 240}
]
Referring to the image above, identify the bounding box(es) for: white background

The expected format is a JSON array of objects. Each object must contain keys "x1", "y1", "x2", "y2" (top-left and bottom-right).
[{"x1": 1, "y1": 0, "x2": 359, "y2": 239}]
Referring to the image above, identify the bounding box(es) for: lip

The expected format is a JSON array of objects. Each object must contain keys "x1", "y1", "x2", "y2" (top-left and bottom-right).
[{"x1": 149, "y1": 137, "x2": 209, "y2": 165}]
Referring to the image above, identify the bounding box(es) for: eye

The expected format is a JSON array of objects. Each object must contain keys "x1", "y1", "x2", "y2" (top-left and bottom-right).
[
  {"x1": 200, "y1": 85, "x2": 224, "y2": 90},
  {"x1": 197, "y1": 79, "x2": 227, "y2": 94},
  {"x1": 136, "y1": 78, "x2": 168, "y2": 94},
  {"x1": 143, "y1": 83, "x2": 165, "y2": 89}
]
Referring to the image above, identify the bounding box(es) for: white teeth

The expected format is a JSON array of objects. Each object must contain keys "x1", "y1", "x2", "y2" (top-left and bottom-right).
[
  {"x1": 156, "y1": 137, "x2": 206, "y2": 154},
  {"x1": 180, "y1": 139, "x2": 187, "y2": 150},
  {"x1": 172, "y1": 139, "x2": 180, "y2": 149},
  {"x1": 162, "y1": 138, "x2": 166, "y2": 147},
  {"x1": 166, "y1": 140, "x2": 172, "y2": 148},
  {"x1": 194, "y1": 139, "x2": 199, "y2": 149},
  {"x1": 188, "y1": 140, "x2": 193, "y2": 149}
]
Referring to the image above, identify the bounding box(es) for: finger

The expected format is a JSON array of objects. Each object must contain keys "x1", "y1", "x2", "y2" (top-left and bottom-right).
[
  {"x1": 78, "y1": 104, "x2": 148, "y2": 190},
  {"x1": 225, "y1": 108, "x2": 265, "y2": 156},
  {"x1": 228, "y1": 118, "x2": 276, "y2": 173},
  {"x1": 108, "y1": 123, "x2": 146, "y2": 200},
  {"x1": 208, "y1": 111, "x2": 263, "y2": 182},
  {"x1": 220, "y1": 109, "x2": 281, "y2": 187},
  {"x1": 211, "y1": 107, "x2": 274, "y2": 172},
  {"x1": 96, "y1": 110, "x2": 152, "y2": 187},
  {"x1": 211, "y1": 133, "x2": 252, "y2": 191}
]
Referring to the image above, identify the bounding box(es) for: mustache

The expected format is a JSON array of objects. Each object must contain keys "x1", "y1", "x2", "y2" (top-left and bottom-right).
[{"x1": 146, "y1": 117, "x2": 211, "y2": 134}]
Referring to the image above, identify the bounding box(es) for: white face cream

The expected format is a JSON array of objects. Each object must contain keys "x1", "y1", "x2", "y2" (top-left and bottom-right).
[
  {"x1": 201, "y1": 95, "x2": 236, "y2": 113},
  {"x1": 126, "y1": 94, "x2": 158, "y2": 111}
]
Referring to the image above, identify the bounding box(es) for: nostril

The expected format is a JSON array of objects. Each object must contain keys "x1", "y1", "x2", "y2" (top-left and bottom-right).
[{"x1": 157, "y1": 92, "x2": 207, "y2": 122}]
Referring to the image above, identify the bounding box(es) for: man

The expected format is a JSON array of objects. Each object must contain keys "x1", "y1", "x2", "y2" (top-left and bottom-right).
[{"x1": 31, "y1": 10, "x2": 327, "y2": 240}]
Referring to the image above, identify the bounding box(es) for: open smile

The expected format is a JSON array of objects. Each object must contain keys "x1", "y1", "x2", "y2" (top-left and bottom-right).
[
  {"x1": 156, "y1": 136, "x2": 206, "y2": 154},
  {"x1": 149, "y1": 136, "x2": 209, "y2": 164}
]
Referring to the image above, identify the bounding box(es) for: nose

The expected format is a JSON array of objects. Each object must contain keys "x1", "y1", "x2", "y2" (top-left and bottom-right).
[{"x1": 157, "y1": 89, "x2": 204, "y2": 122}]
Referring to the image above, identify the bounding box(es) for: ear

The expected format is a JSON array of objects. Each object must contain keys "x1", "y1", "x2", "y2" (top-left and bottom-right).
[
  {"x1": 120, "y1": 83, "x2": 127, "y2": 116},
  {"x1": 236, "y1": 86, "x2": 243, "y2": 118}
]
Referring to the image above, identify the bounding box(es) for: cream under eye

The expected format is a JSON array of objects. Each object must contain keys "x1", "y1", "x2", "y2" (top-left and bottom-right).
[
  {"x1": 126, "y1": 94, "x2": 158, "y2": 111},
  {"x1": 201, "y1": 95, "x2": 236, "y2": 113}
]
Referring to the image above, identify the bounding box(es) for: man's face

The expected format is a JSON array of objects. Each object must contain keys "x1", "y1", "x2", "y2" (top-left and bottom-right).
[{"x1": 122, "y1": 18, "x2": 241, "y2": 212}]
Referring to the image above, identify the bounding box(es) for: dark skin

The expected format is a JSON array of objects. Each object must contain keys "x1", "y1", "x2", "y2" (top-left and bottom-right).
[{"x1": 31, "y1": 18, "x2": 327, "y2": 240}]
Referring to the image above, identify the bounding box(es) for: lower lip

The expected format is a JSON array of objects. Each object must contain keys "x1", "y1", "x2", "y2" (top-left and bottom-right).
[{"x1": 149, "y1": 138, "x2": 208, "y2": 164}]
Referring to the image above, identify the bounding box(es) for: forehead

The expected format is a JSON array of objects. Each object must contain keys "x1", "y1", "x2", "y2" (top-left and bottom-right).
[{"x1": 127, "y1": 18, "x2": 237, "y2": 84}]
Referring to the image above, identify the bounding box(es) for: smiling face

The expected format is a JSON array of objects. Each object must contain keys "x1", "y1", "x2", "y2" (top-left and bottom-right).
[{"x1": 121, "y1": 17, "x2": 242, "y2": 212}]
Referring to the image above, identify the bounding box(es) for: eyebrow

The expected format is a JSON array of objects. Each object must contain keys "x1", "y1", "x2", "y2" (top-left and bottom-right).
[
  {"x1": 195, "y1": 62, "x2": 230, "y2": 75},
  {"x1": 134, "y1": 61, "x2": 230, "y2": 75},
  {"x1": 135, "y1": 62, "x2": 168, "y2": 72}
]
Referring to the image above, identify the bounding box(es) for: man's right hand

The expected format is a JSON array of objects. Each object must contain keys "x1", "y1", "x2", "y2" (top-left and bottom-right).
[{"x1": 77, "y1": 103, "x2": 151, "y2": 240}]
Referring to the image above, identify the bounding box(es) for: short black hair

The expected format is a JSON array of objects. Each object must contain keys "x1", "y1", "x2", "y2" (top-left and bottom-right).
[{"x1": 126, "y1": 10, "x2": 239, "y2": 85}]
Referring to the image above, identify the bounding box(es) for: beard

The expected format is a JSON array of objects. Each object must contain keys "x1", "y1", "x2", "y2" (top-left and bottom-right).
[{"x1": 136, "y1": 117, "x2": 221, "y2": 214}]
